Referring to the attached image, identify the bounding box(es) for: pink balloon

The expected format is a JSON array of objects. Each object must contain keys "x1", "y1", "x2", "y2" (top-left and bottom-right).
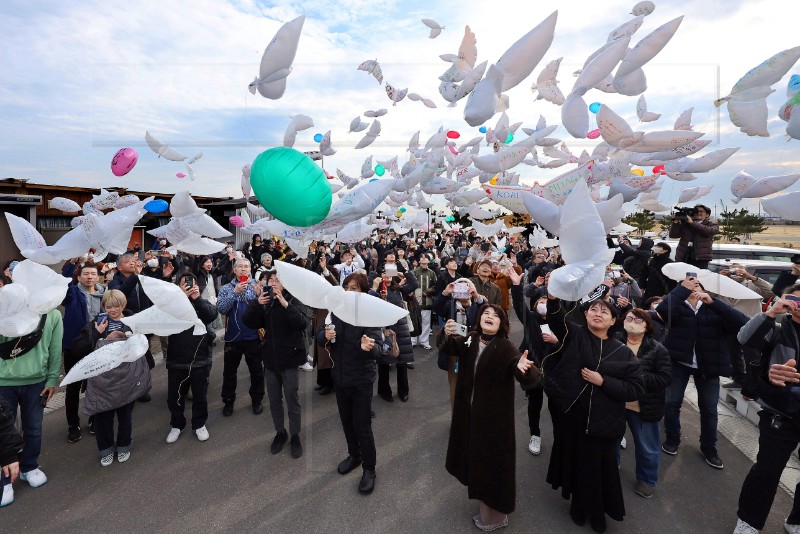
[
  {"x1": 448, "y1": 145, "x2": 459, "y2": 155},
  {"x1": 229, "y1": 215, "x2": 244, "y2": 228},
  {"x1": 176, "y1": 172, "x2": 186, "y2": 178},
  {"x1": 110, "y1": 148, "x2": 138, "y2": 177},
  {"x1": 587, "y1": 129, "x2": 601, "y2": 139}
]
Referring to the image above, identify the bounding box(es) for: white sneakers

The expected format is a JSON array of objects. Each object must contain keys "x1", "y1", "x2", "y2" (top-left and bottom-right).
[
  {"x1": 786, "y1": 520, "x2": 800, "y2": 534},
  {"x1": 117, "y1": 451, "x2": 130, "y2": 463},
  {"x1": 620, "y1": 436, "x2": 627, "y2": 449},
  {"x1": 299, "y1": 362, "x2": 313, "y2": 372},
  {"x1": 100, "y1": 454, "x2": 114, "y2": 467},
  {"x1": 528, "y1": 435, "x2": 541, "y2": 456},
  {"x1": 166, "y1": 427, "x2": 183, "y2": 444},
  {"x1": 733, "y1": 518, "x2": 759, "y2": 533},
  {"x1": 195, "y1": 426, "x2": 210, "y2": 442},
  {"x1": 1, "y1": 484, "x2": 13, "y2": 507},
  {"x1": 20, "y1": 468, "x2": 47, "y2": 487}
]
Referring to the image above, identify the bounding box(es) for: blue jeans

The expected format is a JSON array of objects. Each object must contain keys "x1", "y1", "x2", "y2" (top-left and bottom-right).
[
  {"x1": 0, "y1": 381, "x2": 46, "y2": 485},
  {"x1": 626, "y1": 411, "x2": 662, "y2": 486},
  {"x1": 664, "y1": 363, "x2": 719, "y2": 449}
]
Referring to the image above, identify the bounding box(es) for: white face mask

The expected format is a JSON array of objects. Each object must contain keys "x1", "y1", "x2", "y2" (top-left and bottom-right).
[
  {"x1": 624, "y1": 322, "x2": 646, "y2": 335},
  {"x1": 536, "y1": 303, "x2": 547, "y2": 315}
]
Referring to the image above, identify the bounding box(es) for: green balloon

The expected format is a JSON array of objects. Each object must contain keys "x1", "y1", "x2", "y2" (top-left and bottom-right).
[
  {"x1": 250, "y1": 147, "x2": 332, "y2": 227},
  {"x1": 505, "y1": 132, "x2": 514, "y2": 144},
  {"x1": 375, "y1": 164, "x2": 386, "y2": 176}
]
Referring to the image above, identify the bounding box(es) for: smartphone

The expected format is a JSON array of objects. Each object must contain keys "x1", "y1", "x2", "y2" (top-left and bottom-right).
[
  {"x1": 453, "y1": 282, "x2": 469, "y2": 300},
  {"x1": 540, "y1": 324, "x2": 553, "y2": 336},
  {"x1": 184, "y1": 277, "x2": 194, "y2": 289},
  {"x1": 97, "y1": 312, "x2": 108, "y2": 323},
  {"x1": 327, "y1": 323, "x2": 336, "y2": 344},
  {"x1": 785, "y1": 295, "x2": 800, "y2": 302},
  {"x1": 385, "y1": 264, "x2": 398, "y2": 277},
  {"x1": 686, "y1": 272, "x2": 698, "y2": 279},
  {"x1": 454, "y1": 323, "x2": 469, "y2": 337},
  {"x1": 238, "y1": 275, "x2": 249, "y2": 284},
  {"x1": 40, "y1": 395, "x2": 48, "y2": 408}
]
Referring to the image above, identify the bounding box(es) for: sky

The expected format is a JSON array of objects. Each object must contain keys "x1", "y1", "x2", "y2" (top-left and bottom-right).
[{"x1": 1, "y1": 0, "x2": 798, "y2": 220}]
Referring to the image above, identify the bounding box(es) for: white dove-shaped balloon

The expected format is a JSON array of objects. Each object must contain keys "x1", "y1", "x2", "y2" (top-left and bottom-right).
[
  {"x1": 121, "y1": 276, "x2": 207, "y2": 336},
  {"x1": 283, "y1": 114, "x2": 314, "y2": 148},
  {"x1": 0, "y1": 260, "x2": 69, "y2": 337},
  {"x1": 546, "y1": 180, "x2": 615, "y2": 302},
  {"x1": 421, "y1": 18, "x2": 444, "y2": 38},
  {"x1": 531, "y1": 57, "x2": 565, "y2": 105},
  {"x1": 730, "y1": 171, "x2": 800, "y2": 204},
  {"x1": 60, "y1": 334, "x2": 150, "y2": 387},
  {"x1": 636, "y1": 95, "x2": 661, "y2": 122},
  {"x1": 274, "y1": 261, "x2": 408, "y2": 327},
  {"x1": 355, "y1": 120, "x2": 381, "y2": 149},
  {"x1": 249, "y1": 15, "x2": 305, "y2": 99},
  {"x1": 145, "y1": 131, "x2": 187, "y2": 161}
]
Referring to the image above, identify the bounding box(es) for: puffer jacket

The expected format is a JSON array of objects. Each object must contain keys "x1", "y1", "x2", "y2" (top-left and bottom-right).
[
  {"x1": 669, "y1": 218, "x2": 719, "y2": 262},
  {"x1": 315, "y1": 314, "x2": 382, "y2": 387},
  {"x1": 83, "y1": 335, "x2": 152, "y2": 416},
  {"x1": 0, "y1": 395, "x2": 24, "y2": 468},
  {"x1": 166, "y1": 297, "x2": 219, "y2": 370},
  {"x1": 615, "y1": 332, "x2": 671, "y2": 422},
  {"x1": 243, "y1": 291, "x2": 309, "y2": 371},
  {"x1": 543, "y1": 299, "x2": 644, "y2": 440},
  {"x1": 656, "y1": 285, "x2": 748, "y2": 377},
  {"x1": 738, "y1": 312, "x2": 800, "y2": 415}
]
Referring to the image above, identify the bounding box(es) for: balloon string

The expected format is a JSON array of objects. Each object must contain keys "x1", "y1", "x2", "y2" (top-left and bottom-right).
[{"x1": 242, "y1": 91, "x2": 258, "y2": 144}]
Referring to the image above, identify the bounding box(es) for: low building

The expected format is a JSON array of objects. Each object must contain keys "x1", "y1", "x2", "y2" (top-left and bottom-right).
[{"x1": 0, "y1": 178, "x2": 232, "y2": 268}]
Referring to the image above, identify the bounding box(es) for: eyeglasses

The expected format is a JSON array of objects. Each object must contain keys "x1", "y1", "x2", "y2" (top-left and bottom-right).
[{"x1": 624, "y1": 316, "x2": 645, "y2": 324}]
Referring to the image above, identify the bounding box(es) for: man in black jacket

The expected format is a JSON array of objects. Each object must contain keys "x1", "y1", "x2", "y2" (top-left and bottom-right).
[
  {"x1": 243, "y1": 270, "x2": 309, "y2": 459},
  {"x1": 734, "y1": 284, "x2": 800, "y2": 533},
  {"x1": 1, "y1": 395, "x2": 24, "y2": 507},
  {"x1": 656, "y1": 278, "x2": 748, "y2": 469},
  {"x1": 163, "y1": 273, "x2": 218, "y2": 445}
]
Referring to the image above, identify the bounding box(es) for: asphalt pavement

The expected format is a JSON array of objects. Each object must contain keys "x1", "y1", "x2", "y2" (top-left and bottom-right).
[{"x1": 2, "y1": 317, "x2": 794, "y2": 533}]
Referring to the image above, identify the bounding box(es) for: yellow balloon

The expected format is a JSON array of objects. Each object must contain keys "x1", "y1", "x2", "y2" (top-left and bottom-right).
[{"x1": 630, "y1": 168, "x2": 644, "y2": 176}]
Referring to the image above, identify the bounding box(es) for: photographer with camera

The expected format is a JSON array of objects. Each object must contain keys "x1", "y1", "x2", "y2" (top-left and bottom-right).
[{"x1": 669, "y1": 205, "x2": 719, "y2": 269}]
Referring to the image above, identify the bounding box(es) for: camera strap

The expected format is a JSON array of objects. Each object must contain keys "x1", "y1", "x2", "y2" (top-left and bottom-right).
[{"x1": 0, "y1": 315, "x2": 47, "y2": 360}]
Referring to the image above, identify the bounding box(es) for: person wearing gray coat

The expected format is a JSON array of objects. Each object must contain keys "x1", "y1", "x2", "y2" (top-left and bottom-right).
[{"x1": 83, "y1": 290, "x2": 151, "y2": 467}]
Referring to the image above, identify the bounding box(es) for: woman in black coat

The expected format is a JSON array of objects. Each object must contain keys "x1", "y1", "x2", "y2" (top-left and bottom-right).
[
  {"x1": 615, "y1": 308, "x2": 671, "y2": 499},
  {"x1": 443, "y1": 304, "x2": 539, "y2": 531},
  {"x1": 639, "y1": 243, "x2": 676, "y2": 304},
  {"x1": 370, "y1": 266, "x2": 418, "y2": 403},
  {"x1": 544, "y1": 295, "x2": 645, "y2": 533},
  {"x1": 315, "y1": 272, "x2": 383, "y2": 495}
]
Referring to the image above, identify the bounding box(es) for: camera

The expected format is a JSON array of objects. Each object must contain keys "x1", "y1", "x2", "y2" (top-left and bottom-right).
[{"x1": 674, "y1": 206, "x2": 697, "y2": 220}]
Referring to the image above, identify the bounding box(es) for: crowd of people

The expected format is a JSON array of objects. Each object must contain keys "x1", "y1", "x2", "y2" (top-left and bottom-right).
[{"x1": 2, "y1": 204, "x2": 800, "y2": 533}]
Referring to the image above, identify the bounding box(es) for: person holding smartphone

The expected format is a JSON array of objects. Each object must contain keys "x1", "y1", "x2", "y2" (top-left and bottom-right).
[
  {"x1": 216, "y1": 259, "x2": 265, "y2": 417},
  {"x1": 655, "y1": 274, "x2": 748, "y2": 468}
]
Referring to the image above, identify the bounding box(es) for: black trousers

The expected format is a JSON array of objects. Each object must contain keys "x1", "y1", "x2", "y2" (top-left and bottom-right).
[
  {"x1": 335, "y1": 383, "x2": 376, "y2": 470},
  {"x1": 527, "y1": 387, "x2": 545, "y2": 436},
  {"x1": 738, "y1": 411, "x2": 800, "y2": 530},
  {"x1": 93, "y1": 401, "x2": 135, "y2": 457},
  {"x1": 726, "y1": 332, "x2": 747, "y2": 383},
  {"x1": 316, "y1": 368, "x2": 334, "y2": 388},
  {"x1": 221, "y1": 340, "x2": 264, "y2": 403},
  {"x1": 377, "y1": 363, "x2": 408, "y2": 397},
  {"x1": 63, "y1": 348, "x2": 82, "y2": 427},
  {"x1": 168, "y1": 367, "x2": 209, "y2": 431}
]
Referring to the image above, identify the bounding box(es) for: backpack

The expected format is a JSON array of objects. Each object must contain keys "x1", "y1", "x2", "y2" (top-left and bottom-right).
[{"x1": 381, "y1": 328, "x2": 400, "y2": 359}]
